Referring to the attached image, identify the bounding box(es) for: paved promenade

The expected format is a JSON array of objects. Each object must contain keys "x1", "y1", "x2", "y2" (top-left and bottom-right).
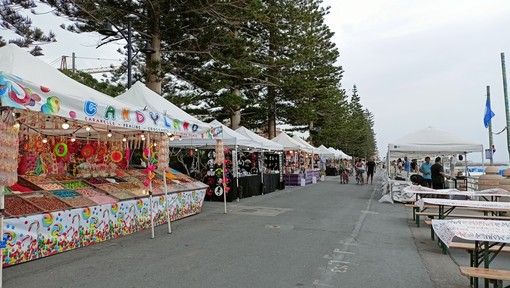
[{"x1": 4, "y1": 172, "x2": 471, "y2": 287}]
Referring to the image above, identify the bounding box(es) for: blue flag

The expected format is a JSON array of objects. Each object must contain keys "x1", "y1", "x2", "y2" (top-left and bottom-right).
[{"x1": 483, "y1": 97, "x2": 495, "y2": 128}]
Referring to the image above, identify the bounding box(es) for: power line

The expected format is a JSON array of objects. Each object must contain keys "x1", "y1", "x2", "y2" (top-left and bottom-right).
[
  {"x1": 79, "y1": 66, "x2": 120, "y2": 74},
  {"x1": 49, "y1": 57, "x2": 61, "y2": 66},
  {"x1": 62, "y1": 56, "x2": 122, "y2": 61}
]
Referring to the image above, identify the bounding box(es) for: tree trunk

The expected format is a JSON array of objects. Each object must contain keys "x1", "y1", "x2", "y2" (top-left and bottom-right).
[
  {"x1": 146, "y1": 3, "x2": 162, "y2": 94},
  {"x1": 231, "y1": 87, "x2": 241, "y2": 129},
  {"x1": 268, "y1": 86, "x2": 276, "y2": 139},
  {"x1": 146, "y1": 36, "x2": 161, "y2": 94},
  {"x1": 308, "y1": 120, "x2": 314, "y2": 145},
  {"x1": 267, "y1": 11, "x2": 277, "y2": 139}
]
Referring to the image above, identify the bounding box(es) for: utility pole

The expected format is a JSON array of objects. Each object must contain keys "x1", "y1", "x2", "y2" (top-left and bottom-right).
[
  {"x1": 501, "y1": 53, "x2": 510, "y2": 163},
  {"x1": 60, "y1": 56, "x2": 68, "y2": 70},
  {"x1": 487, "y1": 86, "x2": 494, "y2": 165},
  {"x1": 72, "y1": 52, "x2": 76, "y2": 73}
]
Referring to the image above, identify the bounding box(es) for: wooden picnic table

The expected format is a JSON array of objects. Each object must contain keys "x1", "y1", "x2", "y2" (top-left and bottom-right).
[
  {"x1": 432, "y1": 219, "x2": 510, "y2": 288},
  {"x1": 417, "y1": 198, "x2": 510, "y2": 217},
  {"x1": 402, "y1": 185, "x2": 510, "y2": 202}
]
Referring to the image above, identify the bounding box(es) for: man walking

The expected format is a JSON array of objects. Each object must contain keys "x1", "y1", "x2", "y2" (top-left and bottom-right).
[{"x1": 366, "y1": 158, "x2": 376, "y2": 184}]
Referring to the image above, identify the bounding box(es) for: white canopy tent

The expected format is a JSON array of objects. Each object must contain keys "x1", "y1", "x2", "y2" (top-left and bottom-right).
[
  {"x1": 337, "y1": 149, "x2": 352, "y2": 160},
  {"x1": 271, "y1": 132, "x2": 312, "y2": 153},
  {"x1": 327, "y1": 147, "x2": 343, "y2": 158},
  {"x1": 292, "y1": 135, "x2": 317, "y2": 153},
  {"x1": 387, "y1": 126, "x2": 484, "y2": 159},
  {"x1": 317, "y1": 145, "x2": 336, "y2": 158},
  {"x1": 0, "y1": 44, "x2": 208, "y2": 136},
  {"x1": 234, "y1": 126, "x2": 284, "y2": 151},
  {"x1": 387, "y1": 126, "x2": 484, "y2": 178},
  {"x1": 168, "y1": 120, "x2": 262, "y2": 149},
  {"x1": 115, "y1": 82, "x2": 211, "y2": 134}
]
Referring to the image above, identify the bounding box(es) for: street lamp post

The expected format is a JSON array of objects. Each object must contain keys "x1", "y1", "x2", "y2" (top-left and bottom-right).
[{"x1": 98, "y1": 15, "x2": 155, "y2": 88}]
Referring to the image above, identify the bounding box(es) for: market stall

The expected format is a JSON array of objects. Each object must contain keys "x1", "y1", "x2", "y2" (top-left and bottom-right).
[
  {"x1": 386, "y1": 126, "x2": 483, "y2": 180},
  {"x1": 271, "y1": 132, "x2": 320, "y2": 186},
  {"x1": 0, "y1": 44, "x2": 215, "y2": 268},
  {"x1": 235, "y1": 126, "x2": 284, "y2": 192},
  {"x1": 317, "y1": 145, "x2": 338, "y2": 175},
  {"x1": 170, "y1": 120, "x2": 265, "y2": 202}
]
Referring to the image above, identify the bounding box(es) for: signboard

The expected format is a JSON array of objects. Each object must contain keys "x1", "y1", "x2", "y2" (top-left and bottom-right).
[
  {"x1": 0, "y1": 72, "x2": 219, "y2": 136},
  {"x1": 485, "y1": 148, "x2": 493, "y2": 159}
]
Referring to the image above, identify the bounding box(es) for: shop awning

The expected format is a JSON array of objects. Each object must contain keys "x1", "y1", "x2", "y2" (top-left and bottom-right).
[
  {"x1": 234, "y1": 126, "x2": 284, "y2": 151},
  {"x1": 0, "y1": 44, "x2": 213, "y2": 136}
]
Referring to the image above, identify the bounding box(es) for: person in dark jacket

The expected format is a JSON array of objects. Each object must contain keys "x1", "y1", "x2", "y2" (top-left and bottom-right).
[{"x1": 431, "y1": 157, "x2": 449, "y2": 189}]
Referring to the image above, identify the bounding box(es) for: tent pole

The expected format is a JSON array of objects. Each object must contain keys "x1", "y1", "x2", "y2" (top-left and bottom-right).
[
  {"x1": 148, "y1": 133, "x2": 155, "y2": 239},
  {"x1": 163, "y1": 165, "x2": 171, "y2": 234},
  {"x1": 197, "y1": 150, "x2": 200, "y2": 179},
  {"x1": 260, "y1": 149, "x2": 264, "y2": 195},
  {"x1": 482, "y1": 148, "x2": 485, "y2": 176},
  {"x1": 0, "y1": 185, "x2": 4, "y2": 288},
  {"x1": 222, "y1": 134, "x2": 227, "y2": 214},
  {"x1": 234, "y1": 138, "x2": 239, "y2": 202},
  {"x1": 464, "y1": 152, "x2": 468, "y2": 180}
]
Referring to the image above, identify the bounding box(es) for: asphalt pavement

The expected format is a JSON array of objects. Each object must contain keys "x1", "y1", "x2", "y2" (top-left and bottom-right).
[{"x1": 3, "y1": 172, "x2": 471, "y2": 288}]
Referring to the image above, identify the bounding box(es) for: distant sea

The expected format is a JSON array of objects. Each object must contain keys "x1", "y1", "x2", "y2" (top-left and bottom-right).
[{"x1": 462, "y1": 164, "x2": 509, "y2": 175}]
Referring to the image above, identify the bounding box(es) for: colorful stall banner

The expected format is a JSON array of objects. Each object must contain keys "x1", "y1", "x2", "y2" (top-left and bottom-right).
[
  {"x1": 0, "y1": 72, "x2": 219, "y2": 136},
  {"x1": 2, "y1": 189, "x2": 205, "y2": 267}
]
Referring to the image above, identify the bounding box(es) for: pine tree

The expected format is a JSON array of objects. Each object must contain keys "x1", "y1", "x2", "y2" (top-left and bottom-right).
[{"x1": 0, "y1": 1, "x2": 56, "y2": 55}]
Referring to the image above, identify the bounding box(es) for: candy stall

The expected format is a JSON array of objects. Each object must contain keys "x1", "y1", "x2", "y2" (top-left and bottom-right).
[{"x1": 0, "y1": 44, "x2": 219, "y2": 268}]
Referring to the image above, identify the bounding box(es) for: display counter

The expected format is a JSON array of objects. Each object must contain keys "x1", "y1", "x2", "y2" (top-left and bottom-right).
[
  {"x1": 236, "y1": 174, "x2": 262, "y2": 199},
  {"x1": 3, "y1": 168, "x2": 207, "y2": 267},
  {"x1": 263, "y1": 173, "x2": 280, "y2": 193},
  {"x1": 284, "y1": 169, "x2": 321, "y2": 186},
  {"x1": 325, "y1": 166, "x2": 338, "y2": 176}
]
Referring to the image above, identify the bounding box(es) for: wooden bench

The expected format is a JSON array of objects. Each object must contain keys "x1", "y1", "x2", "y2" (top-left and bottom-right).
[
  {"x1": 415, "y1": 211, "x2": 510, "y2": 227},
  {"x1": 405, "y1": 204, "x2": 442, "y2": 221},
  {"x1": 408, "y1": 203, "x2": 510, "y2": 223},
  {"x1": 460, "y1": 266, "x2": 510, "y2": 288},
  {"x1": 451, "y1": 243, "x2": 510, "y2": 270}
]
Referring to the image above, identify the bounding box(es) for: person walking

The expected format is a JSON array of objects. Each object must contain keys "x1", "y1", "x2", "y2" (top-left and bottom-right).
[
  {"x1": 355, "y1": 159, "x2": 365, "y2": 185},
  {"x1": 366, "y1": 158, "x2": 376, "y2": 184}
]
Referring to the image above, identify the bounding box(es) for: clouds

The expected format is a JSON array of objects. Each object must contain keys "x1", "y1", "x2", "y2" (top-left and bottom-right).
[{"x1": 324, "y1": 0, "x2": 510, "y2": 162}]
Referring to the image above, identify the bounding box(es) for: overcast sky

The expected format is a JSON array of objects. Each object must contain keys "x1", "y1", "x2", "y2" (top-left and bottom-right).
[
  {"x1": 322, "y1": 0, "x2": 510, "y2": 163},
  {"x1": 3, "y1": 1, "x2": 510, "y2": 162}
]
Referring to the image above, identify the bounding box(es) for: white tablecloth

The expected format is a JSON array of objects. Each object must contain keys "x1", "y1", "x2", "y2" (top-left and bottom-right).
[
  {"x1": 417, "y1": 198, "x2": 510, "y2": 210},
  {"x1": 432, "y1": 219, "x2": 510, "y2": 247},
  {"x1": 403, "y1": 185, "x2": 510, "y2": 198}
]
